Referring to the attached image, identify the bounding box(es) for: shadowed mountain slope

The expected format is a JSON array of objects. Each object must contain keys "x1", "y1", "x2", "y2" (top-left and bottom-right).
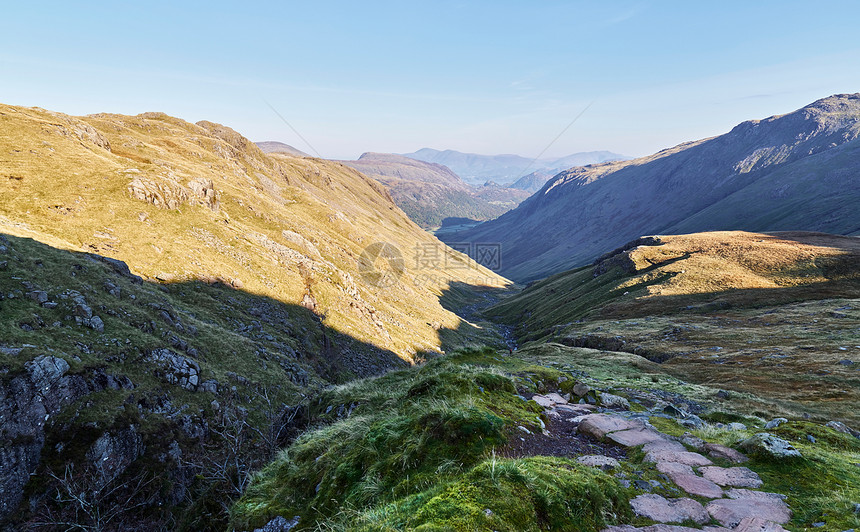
[{"x1": 443, "y1": 94, "x2": 860, "y2": 282}]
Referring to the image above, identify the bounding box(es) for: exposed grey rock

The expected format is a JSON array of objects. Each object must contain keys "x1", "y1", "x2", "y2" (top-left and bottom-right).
[
  {"x1": 573, "y1": 381, "x2": 591, "y2": 397},
  {"x1": 738, "y1": 433, "x2": 802, "y2": 459},
  {"x1": 645, "y1": 450, "x2": 712, "y2": 467},
  {"x1": 254, "y1": 515, "x2": 300, "y2": 532},
  {"x1": 149, "y1": 348, "x2": 201, "y2": 391},
  {"x1": 671, "y1": 473, "x2": 723, "y2": 498},
  {"x1": 0, "y1": 356, "x2": 105, "y2": 521},
  {"x1": 26, "y1": 355, "x2": 71, "y2": 390},
  {"x1": 74, "y1": 303, "x2": 93, "y2": 319},
  {"x1": 27, "y1": 290, "x2": 48, "y2": 303},
  {"x1": 577, "y1": 455, "x2": 620, "y2": 470},
  {"x1": 600, "y1": 392, "x2": 631, "y2": 410},
  {"x1": 84, "y1": 315, "x2": 105, "y2": 332},
  {"x1": 578, "y1": 414, "x2": 642, "y2": 439},
  {"x1": 764, "y1": 418, "x2": 788, "y2": 429},
  {"x1": 826, "y1": 420, "x2": 860, "y2": 438},
  {"x1": 188, "y1": 177, "x2": 220, "y2": 210},
  {"x1": 726, "y1": 422, "x2": 747, "y2": 431},
  {"x1": 86, "y1": 425, "x2": 144, "y2": 485}
]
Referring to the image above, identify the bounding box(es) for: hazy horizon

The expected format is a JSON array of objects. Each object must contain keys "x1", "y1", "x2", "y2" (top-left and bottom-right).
[{"x1": 3, "y1": 1, "x2": 860, "y2": 160}]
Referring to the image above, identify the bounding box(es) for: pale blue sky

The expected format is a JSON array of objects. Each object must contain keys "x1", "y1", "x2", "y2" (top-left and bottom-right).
[{"x1": 3, "y1": 1, "x2": 859, "y2": 159}]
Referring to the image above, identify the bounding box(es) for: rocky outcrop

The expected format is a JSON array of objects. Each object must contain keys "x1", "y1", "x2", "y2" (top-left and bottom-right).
[
  {"x1": 0, "y1": 355, "x2": 131, "y2": 520},
  {"x1": 148, "y1": 348, "x2": 201, "y2": 391},
  {"x1": 188, "y1": 177, "x2": 220, "y2": 210},
  {"x1": 737, "y1": 433, "x2": 802, "y2": 459},
  {"x1": 128, "y1": 176, "x2": 189, "y2": 209}
]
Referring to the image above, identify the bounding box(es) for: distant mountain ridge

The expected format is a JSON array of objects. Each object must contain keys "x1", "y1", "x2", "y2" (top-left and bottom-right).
[
  {"x1": 442, "y1": 94, "x2": 860, "y2": 282},
  {"x1": 339, "y1": 152, "x2": 530, "y2": 229},
  {"x1": 402, "y1": 148, "x2": 628, "y2": 187},
  {"x1": 256, "y1": 140, "x2": 310, "y2": 157}
]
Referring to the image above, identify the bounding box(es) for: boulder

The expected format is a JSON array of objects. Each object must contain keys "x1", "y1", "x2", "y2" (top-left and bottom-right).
[
  {"x1": 764, "y1": 418, "x2": 788, "y2": 429},
  {"x1": 149, "y1": 348, "x2": 201, "y2": 391},
  {"x1": 600, "y1": 392, "x2": 631, "y2": 410},
  {"x1": 573, "y1": 381, "x2": 591, "y2": 397},
  {"x1": 737, "y1": 433, "x2": 802, "y2": 459},
  {"x1": 577, "y1": 414, "x2": 642, "y2": 439}
]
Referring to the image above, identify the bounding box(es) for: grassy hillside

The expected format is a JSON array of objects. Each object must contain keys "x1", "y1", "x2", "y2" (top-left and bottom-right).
[
  {"x1": 444, "y1": 94, "x2": 860, "y2": 282},
  {"x1": 488, "y1": 231, "x2": 860, "y2": 425},
  {"x1": 0, "y1": 104, "x2": 509, "y2": 363}
]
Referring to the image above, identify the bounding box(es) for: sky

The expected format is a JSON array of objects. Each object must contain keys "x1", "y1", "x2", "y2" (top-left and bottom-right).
[{"x1": 3, "y1": 1, "x2": 860, "y2": 160}]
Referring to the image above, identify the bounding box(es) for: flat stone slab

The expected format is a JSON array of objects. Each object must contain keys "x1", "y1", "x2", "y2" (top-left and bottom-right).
[
  {"x1": 645, "y1": 450, "x2": 713, "y2": 467},
  {"x1": 630, "y1": 494, "x2": 709, "y2": 525},
  {"x1": 671, "y1": 473, "x2": 723, "y2": 499},
  {"x1": 607, "y1": 427, "x2": 666, "y2": 447},
  {"x1": 707, "y1": 490, "x2": 791, "y2": 528},
  {"x1": 531, "y1": 394, "x2": 557, "y2": 408},
  {"x1": 699, "y1": 466, "x2": 762, "y2": 488},
  {"x1": 732, "y1": 517, "x2": 789, "y2": 532},
  {"x1": 656, "y1": 461, "x2": 694, "y2": 476},
  {"x1": 703, "y1": 443, "x2": 748, "y2": 464},
  {"x1": 578, "y1": 414, "x2": 643, "y2": 439},
  {"x1": 603, "y1": 526, "x2": 731, "y2": 532},
  {"x1": 577, "y1": 455, "x2": 620, "y2": 470},
  {"x1": 545, "y1": 392, "x2": 568, "y2": 404},
  {"x1": 643, "y1": 439, "x2": 687, "y2": 453}
]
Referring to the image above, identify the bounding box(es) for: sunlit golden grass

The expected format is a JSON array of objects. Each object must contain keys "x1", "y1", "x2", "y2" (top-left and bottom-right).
[{"x1": 0, "y1": 103, "x2": 510, "y2": 364}]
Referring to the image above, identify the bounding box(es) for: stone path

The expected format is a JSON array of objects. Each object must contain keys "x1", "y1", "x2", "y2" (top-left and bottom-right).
[{"x1": 529, "y1": 393, "x2": 792, "y2": 532}]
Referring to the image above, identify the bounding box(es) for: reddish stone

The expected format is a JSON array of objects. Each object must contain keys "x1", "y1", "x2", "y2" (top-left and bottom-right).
[
  {"x1": 645, "y1": 450, "x2": 713, "y2": 467},
  {"x1": 699, "y1": 466, "x2": 762, "y2": 488},
  {"x1": 707, "y1": 491, "x2": 791, "y2": 528},
  {"x1": 630, "y1": 494, "x2": 709, "y2": 524},
  {"x1": 671, "y1": 473, "x2": 723, "y2": 499},
  {"x1": 704, "y1": 443, "x2": 749, "y2": 464},
  {"x1": 643, "y1": 439, "x2": 686, "y2": 453},
  {"x1": 656, "y1": 461, "x2": 693, "y2": 476}
]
